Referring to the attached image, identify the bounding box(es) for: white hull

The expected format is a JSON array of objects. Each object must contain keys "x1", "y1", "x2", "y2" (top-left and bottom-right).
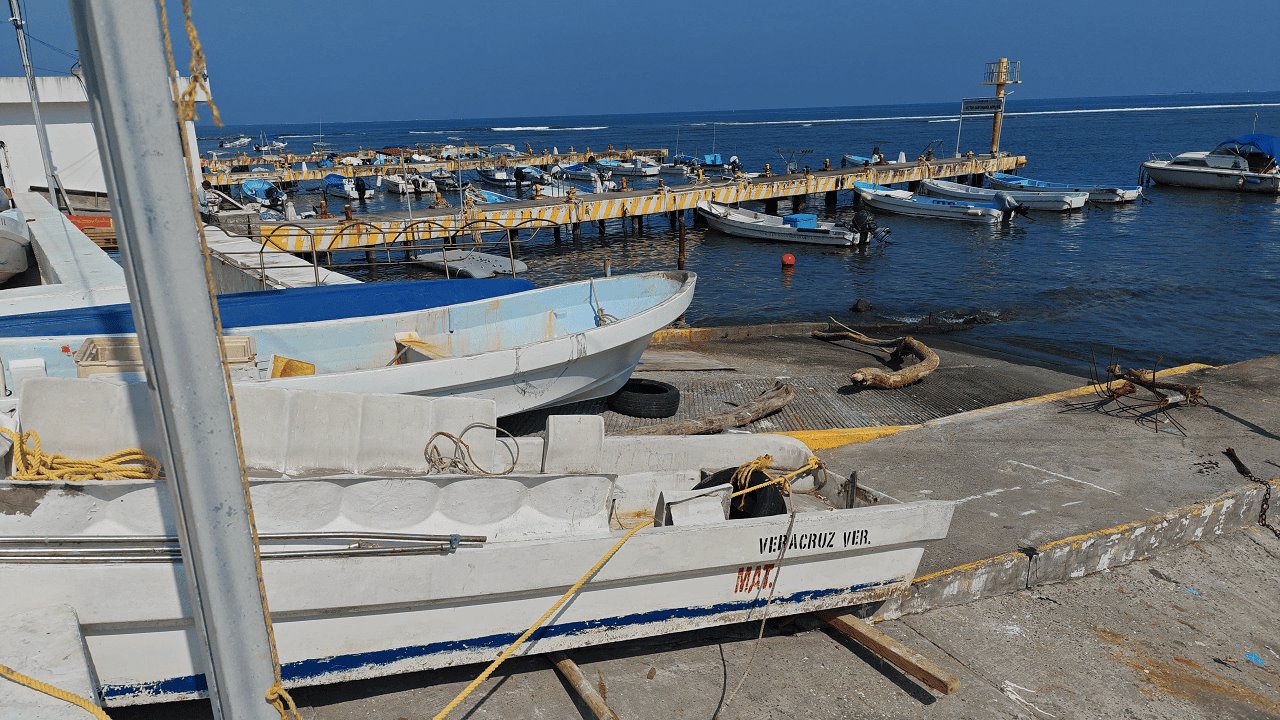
[
  {"x1": 920, "y1": 179, "x2": 1087, "y2": 211},
  {"x1": 856, "y1": 187, "x2": 1002, "y2": 223},
  {"x1": 697, "y1": 201, "x2": 855, "y2": 246},
  {"x1": 0, "y1": 465, "x2": 951, "y2": 706},
  {"x1": 0, "y1": 272, "x2": 697, "y2": 417},
  {"x1": 985, "y1": 174, "x2": 1141, "y2": 203},
  {"x1": 603, "y1": 161, "x2": 661, "y2": 177},
  {"x1": 1141, "y1": 160, "x2": 1280, "y2": 193},
  {"x1": 414, "y1": 249, "x2": 528, "y2": 278},
  {"x1": 0, "y1": 209, "x2": 33, "y2": 284}
]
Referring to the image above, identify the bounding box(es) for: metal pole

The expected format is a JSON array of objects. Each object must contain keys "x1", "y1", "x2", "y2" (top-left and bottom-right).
[
  {"x1": 990, "y1": 57, "x2": 1008, "y2": 156},
  {"x1": 67, "y1": 2, "x2": 279, "y2": 719},
  {"x1": 954, "y1": 104, "x2": 964, "y2": 158},
  {"x1": 9, "y1": 0, "x2": 74, "y2": 211}
]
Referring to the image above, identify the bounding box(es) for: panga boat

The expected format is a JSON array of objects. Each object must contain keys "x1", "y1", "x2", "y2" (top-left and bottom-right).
[
  {"x1": 381, "y1": 173, "x2": 437, "y2": 195},
  {"x1": 920, "y1": 178, "x2": 1087, "y2": 211},
  {"x1": 697, "y1": 201, "x2": 856, "y2": 246},
  {"x1": 854, "y1": 181, "x2": 1005, "y2": 223},
  {"x1": 0, "y1": 205, "x2": 32, "y2": 285},
  {"x1": 0, "y1": 379, "x2": 954, "y2": 707},
  {"x1": 413, "y1": 249, "x2": 529, "y2": 278},
  {"x1": 985, "y1": 172, "x2": 1141, "y2": 203},
  {"x1": 240, "y1": 178, "x2": 287, "y2": 208},
  {"x1": 0, "y1": 271, "x2": 696, "y2": 417},
  {"x1": 597, "y1": 157, "x2": 661, "y2": 177},
  {"x1": 555, "y1": 162, "x2": 610, "y2": 181},
  {"x1": 322, "y1": 173, "x2": 375, "y2": 200},
  {"x1": 1141, "y1": 134, "x2": 1280, "y2": 194}
]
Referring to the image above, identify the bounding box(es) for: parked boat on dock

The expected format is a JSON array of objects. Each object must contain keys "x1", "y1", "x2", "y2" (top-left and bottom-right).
[
  {"x1": 697, "y1": 201, "x2": 855, "y2": 246},
  {"x1": 855, "y1": 181, "x2": 1005, "y2": 222},
  {"x1": 985, "y1": 172, "x2": 1141, "y2": 203},
  {"x1": 920, "y1": 178, "x2": 1087, "y2": 211},
  {"x1": 1141, "y1": 134, "x2": 1280, "y2": 194},
  {"x1": 0, "y1": 271, "x2": 696, "y2": 416}
]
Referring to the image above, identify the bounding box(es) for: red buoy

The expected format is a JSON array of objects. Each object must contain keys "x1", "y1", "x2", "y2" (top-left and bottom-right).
[{"x1": 781, "y1": 253, "x2": 796, "y2": 266}]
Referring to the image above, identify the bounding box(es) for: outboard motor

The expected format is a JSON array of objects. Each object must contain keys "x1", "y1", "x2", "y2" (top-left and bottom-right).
[
  {"x1": 993, "y1": 192, "x2": 1026, "y2": 223},
  {"x1": 848, "y1": 208, "x2": 891, "y2": 244}
]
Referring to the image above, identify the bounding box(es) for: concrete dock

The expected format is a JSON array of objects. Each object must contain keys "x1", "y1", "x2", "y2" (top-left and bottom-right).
[{"x1": 106, "y1": 328, "x2": 1280, "y2": 720}]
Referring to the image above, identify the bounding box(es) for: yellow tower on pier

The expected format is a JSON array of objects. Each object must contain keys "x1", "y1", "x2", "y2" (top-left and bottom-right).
[{"x1": 981, "y1": 58, "x2": 1021, "y2": 155}]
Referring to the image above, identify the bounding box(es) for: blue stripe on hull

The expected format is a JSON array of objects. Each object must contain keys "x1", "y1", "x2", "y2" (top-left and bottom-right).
[{"x1": 100, "y1": 578, "x2": 903, "y2": 701}]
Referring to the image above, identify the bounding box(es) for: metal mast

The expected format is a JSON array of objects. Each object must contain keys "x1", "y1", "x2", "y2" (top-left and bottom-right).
[
  {"x1": 8, "y1": 0, "x2": 74, "y2": 210},
  {"x1": 981, "y1": 57, "x2": 1021, "y2": 156},
  {"x1": 67, "y1": 1, "x2": 279, "y2": 718}
]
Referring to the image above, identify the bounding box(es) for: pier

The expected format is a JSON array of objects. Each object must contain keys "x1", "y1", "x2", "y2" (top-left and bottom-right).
[{"x1": 254, "y1": 152, "x2": 1026, "y2": 252}]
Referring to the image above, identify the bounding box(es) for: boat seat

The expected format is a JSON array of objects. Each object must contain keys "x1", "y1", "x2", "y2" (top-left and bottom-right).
[{"x1": 14, "y1": 378, "x2": 498, "y2": 477}]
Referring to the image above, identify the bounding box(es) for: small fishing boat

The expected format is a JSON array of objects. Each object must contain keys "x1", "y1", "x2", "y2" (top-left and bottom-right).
[
  {"x1": 0, "y1": 272, "x2": 696, "y2": 416},
  {"x1": 382, "y1": 173, "x2": 437, "y2": 195},
  {"x1": 322, "y1": 173, "x2": 375, "y2": 200},
  {"x1": 1141, "y1": 134, "x2": 1280, "y2": 194},
  {"x1": 555, "y1": 162, "x2": 610, "y2": 182},
  {"x1": 920, "y1": 178, "x2": 1087, "y2": 211},
  {"x1": 413, "y1": 248, "x2": 529, "y2": 278},
  {"x1": 218, "y1": 134, "x2": 251, "y2": 149},
  {"x1": 0, "y1": 207, "x2": 32, "y2": 285},
  {"x1": 430, "y1": 168, "x2": 460, "y2": 190},
  {"x1": 0, "y1": 380, "x2": 953, "y2": 707},
  {"x1": 697, "y1": 201, "x2": 855, "y2": 246},
  {"x1": 598, "y1": 157, "x2": 661, "y2": 177},
  {"x1": 253, "y1": 135, "x2": 287, "y2": 153},
  {"x1": 476, "y1": 167, "x2": 520, "y2": 187},
  {"x1": 985, "y1": 172, "x2": 1141, "y2": 203},
  {"x1": 855, "y1": 181, "x2": 1005, "y2": 223},
  {"x1": 240, "y1": 178, "x2": 287, "y2": 208}
]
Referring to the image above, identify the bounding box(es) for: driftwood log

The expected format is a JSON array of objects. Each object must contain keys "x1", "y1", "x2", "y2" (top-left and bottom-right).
[
  {"x1": 812, "y1": 319, "x2": 939, "y2": 389},
  {"x1": 618, "y1": 381, "x2": 795, "y2": 436},
  {"x1": 1106, "y1": 364, "x2": 1205, "y2": 406}
]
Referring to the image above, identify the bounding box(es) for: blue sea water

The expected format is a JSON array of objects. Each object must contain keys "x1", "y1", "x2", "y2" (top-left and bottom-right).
[{"x1": 200, "y1": 92, "x2": 1280, "y2": 374}]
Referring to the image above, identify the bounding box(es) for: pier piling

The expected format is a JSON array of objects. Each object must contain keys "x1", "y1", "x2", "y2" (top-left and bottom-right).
[
  {"x1": 825, "y1": 190, "x2": 837, "y2": 211},
  {"x1": 572, "y1": 222, "x2": 582, "y2": 241},
  {"x1": 764, "y1": 198, "x2": 778, "y2": 215}
]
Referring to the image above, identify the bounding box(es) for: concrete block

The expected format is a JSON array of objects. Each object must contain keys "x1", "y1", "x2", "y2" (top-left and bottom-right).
[
  {"x1": 876, "y1": 551, "x2": 1029, "y2": 621},
  {"x1": 542, "y1": 415, "x2": 605, "y2": 474},
  {"x1": 0, "y1": 604, "x2": 100, "y2": 719}
]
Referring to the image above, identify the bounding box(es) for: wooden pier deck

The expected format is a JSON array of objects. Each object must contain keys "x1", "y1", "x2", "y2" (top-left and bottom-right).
[{"x1": 256, "y1": 153, "x2": 1026, "y2": 252}]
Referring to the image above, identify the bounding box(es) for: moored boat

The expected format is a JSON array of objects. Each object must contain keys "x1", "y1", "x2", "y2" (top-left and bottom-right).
[
  {"x1": 240, "y1": 178, "x2": 287, "y2": 208},
  {"x1": 554, "y1": 162, "x2": 610, "y2": 181},
  {"x1": 218, "y1": 134, "x2": 251, "y2": 148},
  {"x1": 854, "y1": 181, "x2": 1005, "y2": 223},
  {"x1": 382, "y1": 173, "x2": 437, "y2": 195},
  {"x1": 920, "y1": 178, "x2": 1087, "y2": 211},
  {"x1": 697, "y1": 201, "x2": 856, "y2": 246},
  {"x1": 986, "y1": 172, "x2": 1141, "y2": 203},
  {"x1": 0, "y1": 271, "x2": 697, "y2": 416},
  {"x1": 322, "y1": 173, "x2": 375, "y2": 200},
  {"x1": 1141, "y1": 134, "x2": 1280, "y2": 194},
  {"x1": 414, "y1": 248, "x2": 529, "y2": 278},
  {"x1": 598, "y1": 156, "x2": 661, "y2": 177},
  {"x1": 0, "y1": 207, "x2": 32, "y2": 285}
]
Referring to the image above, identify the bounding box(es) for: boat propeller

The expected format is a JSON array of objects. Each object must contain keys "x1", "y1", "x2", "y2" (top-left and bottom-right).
[{"x1": 847, "y1": 209, "x2": 891, "y2": 242}]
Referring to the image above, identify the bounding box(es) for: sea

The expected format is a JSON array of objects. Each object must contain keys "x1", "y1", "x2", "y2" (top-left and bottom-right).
[{"x1": 198, "y1": 92, "x2": 1280, "y2": 375}]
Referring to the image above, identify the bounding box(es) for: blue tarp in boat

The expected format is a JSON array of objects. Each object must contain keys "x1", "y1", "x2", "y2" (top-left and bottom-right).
[
  {"x1": 0, "y1": 279, "x2": 534, "y2": 338},
  {"x1": 1216, "y1": 134, "x2": 1280, "y2": 159}
]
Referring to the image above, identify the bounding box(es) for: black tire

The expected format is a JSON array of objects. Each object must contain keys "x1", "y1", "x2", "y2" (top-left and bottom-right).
[
  {"x1": 608, "y1": 379, "x2": 680, "y2": 419},
  {"x1": 695, "y1": 466, "x2": 787, "y2": 519}
]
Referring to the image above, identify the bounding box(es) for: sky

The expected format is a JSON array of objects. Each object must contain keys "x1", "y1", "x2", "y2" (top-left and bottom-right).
[{"x1": 1, "y1": 0, "x2": 1276, "y2": 125}]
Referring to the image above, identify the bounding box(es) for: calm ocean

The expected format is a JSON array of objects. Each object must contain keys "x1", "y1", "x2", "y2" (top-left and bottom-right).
[{"x1": 201, "y1": 92, "x2": 1280, "y2": 374}]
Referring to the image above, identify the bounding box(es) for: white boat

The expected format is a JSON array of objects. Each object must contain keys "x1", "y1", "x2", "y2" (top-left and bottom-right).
[
  {"x1": 659, "y1": 163, "x2": 690, "y2": 177},
  {"x1": 598, "y1": 157, "x2": 661, "y2": 177},
  {"x1": 697, "y1": 201, "x2": 856, "y2": 246},
  {"x1": 253, "y1": 135, "x2": 287, "y2": 153},
  {"x1": 0, "y1": 207, "x2": 33, "y2": 285},
  {"x1": 855, "y1": 182, "x2": 1004, "y2": 223},
  {"x1": 0, "y1": 271, "x2": 696, "y2": 417},
  {"x1": 218, "y1": 134, "x2": 251, "y2": 148},
  {"x1": 322, "y1": 173, "x2": 375, "y2": 200},
  {"x1": 475, "y1": 167, "x2": 520, "y2": 187},
  {"x1": 382, "y1": 173, "x2": 437, "y2": 195},
  {"x1": 555, "y1": 162, "x2": 610, "y2": 181},
  {"x1": 920, "y1": 178, "x2": 1087, "y2": 211},
  {"x1": 985, "y1": 172, "x2": 1141, "y2": 203},
  {"x1": 0, "y1": 377, "x2": 954, "y2": 707},
  {"x1": 1141, "y1": 134, "x2": 1280, "y2": 194},
  {"x1": 414, "y1": 248, "x2": 529, "y2": 278}
]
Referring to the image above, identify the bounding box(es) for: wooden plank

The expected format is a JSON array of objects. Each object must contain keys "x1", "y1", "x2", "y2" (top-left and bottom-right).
[
  {"x1": 818, "y1": 611, "x2": 960, "y2": 695},
  {"x1": 637, "y1": 349, "x2": 736, "y2": 372},
  {"x1": 548, "y1": 652, "x2": 621, "y2": 720}
]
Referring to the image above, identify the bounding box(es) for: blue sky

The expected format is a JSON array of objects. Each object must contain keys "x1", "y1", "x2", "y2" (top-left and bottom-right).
[{"x1": 2, "y1": 1, "x2": 1275, "y2": 124}]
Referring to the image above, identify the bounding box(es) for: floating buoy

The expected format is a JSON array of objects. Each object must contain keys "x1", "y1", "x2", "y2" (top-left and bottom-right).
[{"x1": 781, "y1": 253, "x2": 796, "y2": 266}]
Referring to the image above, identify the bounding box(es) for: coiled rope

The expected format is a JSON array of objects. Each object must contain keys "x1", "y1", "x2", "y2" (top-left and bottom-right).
[
  {"x1": 433, "y1": 454, "x2": 824, "y2": 719},
  {"x1": 1, "y1": 428, "x2": 160, "y2": 481}
]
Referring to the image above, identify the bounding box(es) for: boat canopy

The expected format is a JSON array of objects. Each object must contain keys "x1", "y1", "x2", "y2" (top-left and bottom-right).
[
  {"x1": 0, "y1": 279, "x2": 534, "y2": 337},
  {"x1": 1215, "y1": 134, "x2": 1280, "y2": 159},
  {"x1": 322, "y1": 173, "x2": 348, "y2": 187}
]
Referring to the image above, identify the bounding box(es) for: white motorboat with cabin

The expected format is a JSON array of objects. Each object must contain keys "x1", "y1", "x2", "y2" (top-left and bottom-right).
[
  {"x1": 1141, "y1": 134, "x2": 1280, "y2": 194},
  {"x1": 854, "y1": 182, "x2": 1007, "y2": 223},
  {"x1": 985, "y1": 172, "x2": 1141, "y2": 203},
  {"x1": 555, "y1": 162, "x2": 610, "y2": 182},
  {"x1": 920, "y1": 178, "x2": 1087, "y2": 211},
  {"x1": 322, "y1": 173, "x2": 375, "y2": 200},
  {"x1": 697, "y1": 201, "x2": 856, "y2": 246}
]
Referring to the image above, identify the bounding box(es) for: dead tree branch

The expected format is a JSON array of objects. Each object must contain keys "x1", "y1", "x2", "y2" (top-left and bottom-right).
[{"x1": 812, "y1": 318, "x2": 939, "y2": 389}]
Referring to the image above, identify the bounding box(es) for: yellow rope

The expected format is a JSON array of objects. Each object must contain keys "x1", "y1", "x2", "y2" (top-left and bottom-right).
[
  {"x1": 434, "y1": 453, "x2": 824, "y2": 719},
  {"x1": 157, "y1": 0, "x2": 221, "y2": 125},
  {"x1": 0, "y1": 662, "x2": 111, "y2": 720},
  {"x1": 1, "y1": 428, "x2": 160, "y2": 481}
]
